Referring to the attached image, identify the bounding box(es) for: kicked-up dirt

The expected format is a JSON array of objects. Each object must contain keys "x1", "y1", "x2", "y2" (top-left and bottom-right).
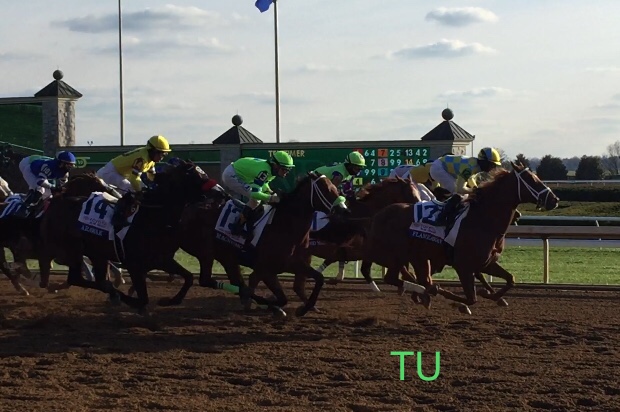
[{"x1": 0, "y1": 276, "x2": 618, "y2": 412}]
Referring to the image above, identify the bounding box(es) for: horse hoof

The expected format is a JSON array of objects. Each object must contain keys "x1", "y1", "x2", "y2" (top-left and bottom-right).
[
  {"x1": 369, "y1": 281, "x2": 381, "y2": 293},
  {"x1": 138, "y1": 307, "x2": 150, "y2": 317},
  {"x1": 242, "y1": 300, "x2": 253, "y2": 311},
  {"x1": 113, "y1": 277, "x2": 124, "y2": 288},
  {"x1": 310, "y1": 306, "x2": 322, "y2": 314},
  {"x1": 295, "y1": 305, "x2": 310, "y2": 317},
  {"x1": 458, "y1": 305, "x2": 472, "y2": 315},
  {"x1": 272, "y1": 307, "x2": 287, "y2": 319},
  {"x1": 497, "y1": 298, "x2": 509, "y2": 307},
  {"x1": 397, "y1": 287, "x2": 405, "y2": 296},
  {"x1": 19, "y1": 289, "x2": 30, "y2": 297}
]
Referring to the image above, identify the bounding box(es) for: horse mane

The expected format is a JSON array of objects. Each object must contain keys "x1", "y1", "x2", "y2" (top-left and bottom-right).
[
  {"x1": 355, "y1": 177, "x2": 404, "y2": 201},
  {"x1": 464, "y1": 168, "x2": 512, "y2": 204}
]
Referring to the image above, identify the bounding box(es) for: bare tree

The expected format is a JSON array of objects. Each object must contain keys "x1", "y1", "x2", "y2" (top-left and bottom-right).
[
  {"x1": 603, "y1": 141, "x2": 620, "y2": 176},
  {"x1": 515, "y1": 153, "x2": 530, "y2": 168},
  {"x1": 496, "y1": 148, "x2": 511, "y2": 169}
]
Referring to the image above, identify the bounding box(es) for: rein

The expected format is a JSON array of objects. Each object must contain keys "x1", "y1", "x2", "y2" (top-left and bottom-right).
[
  {"x1": 309, "y1": 175, "x2": 346, "y2": 212},
  {"x1": 515, "y1": 168, "x2": 551, "y2": 209}
]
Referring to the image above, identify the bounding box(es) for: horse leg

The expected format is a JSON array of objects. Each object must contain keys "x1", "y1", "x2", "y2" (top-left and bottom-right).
[
  {"x1": 478, "y1": 262, "x2": 513, "y2": 306},
  {"x1": 292, "y1": 272, "x2": 309, "y2": 305},
  {"x1": 360, "y1": 260, "x2": 381, "y2": 292},
  {"x1": 109, "y1": 262, "x2": 125, "y2": 287},
  {"x1": 157, "y1": 259, "x2": 193, "y2": 306},
  {"x1": 435, "y1": 270, "x2": 477, "y2": 315},
  {"x1": 260, "y1": 274, "x2": 288, "y2": 319},
  {"x1": 66, "y1": 258, "x2": 114, "y2": 295},
  {"x1": 0, "y1": 249, "x2": 28, "y2": 296},
  {"x1": 290, "y1": 263, "x2": 324, "y2": 317},
  {"x1": 408, "y1": 259, "x2": 434, "y2": 309},
  {"x1": 115, "y1": 269, "x2": 150, "y2": 314},
  {"x1": 81, "y1": 258, "x2": 95, "y2": 282}
]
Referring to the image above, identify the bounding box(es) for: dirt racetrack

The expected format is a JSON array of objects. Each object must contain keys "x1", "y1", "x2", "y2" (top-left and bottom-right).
[{"x1": 0, "y1": 276, "x2": 618, "y2": 412}]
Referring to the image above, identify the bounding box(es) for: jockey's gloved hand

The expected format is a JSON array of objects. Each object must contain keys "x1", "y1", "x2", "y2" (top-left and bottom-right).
[{"x1": 268, "y1": 194, "x2": 281, "y2": 203}]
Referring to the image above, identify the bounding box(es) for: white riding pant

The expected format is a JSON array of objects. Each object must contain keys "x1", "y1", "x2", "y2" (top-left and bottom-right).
[
  {"x1": 416, "y1": 183, "x2": 435, "y2": 201},
  {"x1": 221, "y1": 164, "x2": 260, "y2": 209},
  {"x1": 96, "y1": 162, "x2": 137, "y2": 194},
  {"x1": 389, "y1": 165, "x2": 414, "y2": 179},
  {"x1": 429, "y1": 159, "x2": 457, "y2": 194},
  {"x1": 19, "y1": 157, "x2": 52, "y2": 199}
]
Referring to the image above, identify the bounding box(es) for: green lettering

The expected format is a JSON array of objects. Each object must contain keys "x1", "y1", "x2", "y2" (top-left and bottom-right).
[
  {"x1": 390, "y1": 351, "x2": 414, "y2": 381},
  {"x1": 416, "y1": 352, "x2": 440, "y2": 381}
]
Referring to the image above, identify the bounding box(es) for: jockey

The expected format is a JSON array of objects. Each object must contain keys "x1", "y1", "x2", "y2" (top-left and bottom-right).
[
  {"x1": 15, "y1": 151, "x2": 76, "y2": 218},
  {"x1": 221, "y1": 151, "x2": 295, "y2": 237},
  {"x1": 429, "y1": 147, "x2": 502, "y2": 225},
  {"x1": 96, "y1": 135, "x2": 171, "y2": 228},
  {"x1": 389, "y1": 162, "x2": 437, "y2": 201},
  {"x1": 314, "y1": 151, "x2": 366, "y2": 197}
]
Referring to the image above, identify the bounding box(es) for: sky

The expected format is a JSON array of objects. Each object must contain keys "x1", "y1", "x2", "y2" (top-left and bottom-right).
[{"x1": 1, "y1": 0, "x2": 619, "y2": 159}]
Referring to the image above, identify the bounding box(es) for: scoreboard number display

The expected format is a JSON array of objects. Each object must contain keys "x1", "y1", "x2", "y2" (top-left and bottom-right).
[{"x1": 353, "y1": 147, "x2": 430, "y2": 185}]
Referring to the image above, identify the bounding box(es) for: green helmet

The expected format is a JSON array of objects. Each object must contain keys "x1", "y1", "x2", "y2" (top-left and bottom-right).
[
  {"x1": 271, "y1": 150, "x2": 295, "y2": 169},
  {"x1": 345, "y1": 151, "x2": 366, "y2": 167}
]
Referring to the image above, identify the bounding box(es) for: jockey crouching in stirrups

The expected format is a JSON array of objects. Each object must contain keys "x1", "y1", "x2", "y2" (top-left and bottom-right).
[
  {"x1": 221, "y1": 151, "x2": 295, "y2": 239},
  {"x1": 15, "y1": 151, "x2": 77, "y2": 218},
  {"x1": 96, "y1": 135, "x2": 171, "y2": 230},
  {"x1": 314, "y1": 151, "x2": 366, "y2": 199},
  {"x1": 312, "y1": 151, "x2": 367, "y2": 280},
  {"x1": 429, "y1": 147, "x2": 502, "y2": 227}
]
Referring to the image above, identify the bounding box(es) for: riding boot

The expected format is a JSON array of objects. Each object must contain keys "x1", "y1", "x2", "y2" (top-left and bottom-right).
[
  {"x1": 436, "y1": 194, "x2": 463, "y2": 226},
  {"x1": 14, "y1": 190, "x2": 42, "y2": 218},
  {"x1": 111, "y1": 193, "x2": 133, "y2": 230},
  {"x1": 230, "y1": 205, "x2": 253, "y2": 236}
]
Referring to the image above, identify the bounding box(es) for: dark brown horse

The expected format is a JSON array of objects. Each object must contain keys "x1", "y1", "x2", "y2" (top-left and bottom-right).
[
  {"x1": 292, "y1": 177, "x2": 421, "y2": 306},
  {"x1": 0, "y1": 172, "x2": 120, "y2": 295},
  {"x1": 362, "y1": 162, "x2": 559, "y2": 314},
  {"x1": 181, "y1": 171, "x2": 348, "y2": 317},
  {"x1": 38, "y1": 160, "x2": 221, "y2": 313}
]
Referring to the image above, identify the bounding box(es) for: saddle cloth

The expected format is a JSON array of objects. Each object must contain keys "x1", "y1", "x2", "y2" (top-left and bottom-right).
[
  {"x1": 214, "y1": 199, "x2": 274, "y2": 249},
  {"x1": 409, "y1": 200, "x2": 470, "y2": 247}
]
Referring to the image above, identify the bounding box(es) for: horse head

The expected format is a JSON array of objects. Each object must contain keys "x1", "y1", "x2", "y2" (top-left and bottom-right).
[
  {"x1": 62, "y1": 172, "x2": 121, "y2": 198},
  {"x1": 152, "y1": 159, "x2": 218, "y2": 204},
  {"x1": 279, "y1": 171, "x2": 348, "y2": 217},
  {"x1": 510, "y1": 161, "x2": 559, "y2": 211}
]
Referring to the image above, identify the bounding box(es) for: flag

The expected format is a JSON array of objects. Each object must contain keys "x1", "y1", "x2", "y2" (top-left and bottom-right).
[{"x1": 255, "y1": 0, "x2": 274, "y2": 13}]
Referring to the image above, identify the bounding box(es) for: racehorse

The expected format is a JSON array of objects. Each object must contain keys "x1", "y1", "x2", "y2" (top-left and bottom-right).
[
  {"x1": 292, "y1": 177, "x2": 422, "y2": 306},
  {"x1": 38, "y1": 160, "x2": 220, "y2": 313},
  {"x1": 0, "y1": 172, "x2": 122, "y2": 295},
  {"x1": 361, "y1": 162, "x2": 559, "y2": 314},
  {"x1": 181, "y1": 171, "x2": 348, "y2": 317}
]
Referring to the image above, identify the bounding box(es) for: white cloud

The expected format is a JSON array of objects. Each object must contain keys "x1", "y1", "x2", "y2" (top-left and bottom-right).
[
  {"x1": 92, "y1": 36, "x2": 232, "y2": 57},
  {"x1": 388, "y1": 39, "x2": 496, "y2": 59},
  {"x1": 440, "y1": 87, "x2": 513, "y2": 99},
  {"x1": 295, "y1": 64, "x2": 349, "y2": 74},
  {"x1": 51, "y1": 5, "x2": 227, "y2": 33},
  {"x1": 425, "y1": 7, "x2": 498, "y2": 27},
  {"x1": 0, "y1": 51, "x2": 44, "y2": 62},
  {"x1": 585, "y1": 67, "x2": 620, "y2": 74}
]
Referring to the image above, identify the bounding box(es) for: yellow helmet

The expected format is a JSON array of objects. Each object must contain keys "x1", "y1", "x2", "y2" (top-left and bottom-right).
[
  {"x1": 147, "y1": 135, "x2": 172, "y2": 152},
  {"x1": 477, "y1": 147, "x2": 501, "y2": 166}
]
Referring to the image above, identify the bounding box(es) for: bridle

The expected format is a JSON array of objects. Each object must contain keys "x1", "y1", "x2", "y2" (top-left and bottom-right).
[
  {"x1": 310, "y1": 175, "x2": 347, "y2": 213},
  {"x1": 515, "y1": 168, "x2": 552, "y2": 209}
]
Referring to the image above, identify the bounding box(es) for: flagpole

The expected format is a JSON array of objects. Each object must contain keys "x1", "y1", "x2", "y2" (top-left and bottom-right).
[
  {"x1": 273, "y1": 0, "x2": 281, "y2": 143},
  {"x1": 118, "y1": 0, "x2": 125, "y2": 146}
]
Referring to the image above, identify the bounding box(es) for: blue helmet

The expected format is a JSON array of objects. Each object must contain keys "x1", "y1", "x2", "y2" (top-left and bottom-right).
[{"x1": 57, "y1": 151, "x2": 76, "y2": 164}]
